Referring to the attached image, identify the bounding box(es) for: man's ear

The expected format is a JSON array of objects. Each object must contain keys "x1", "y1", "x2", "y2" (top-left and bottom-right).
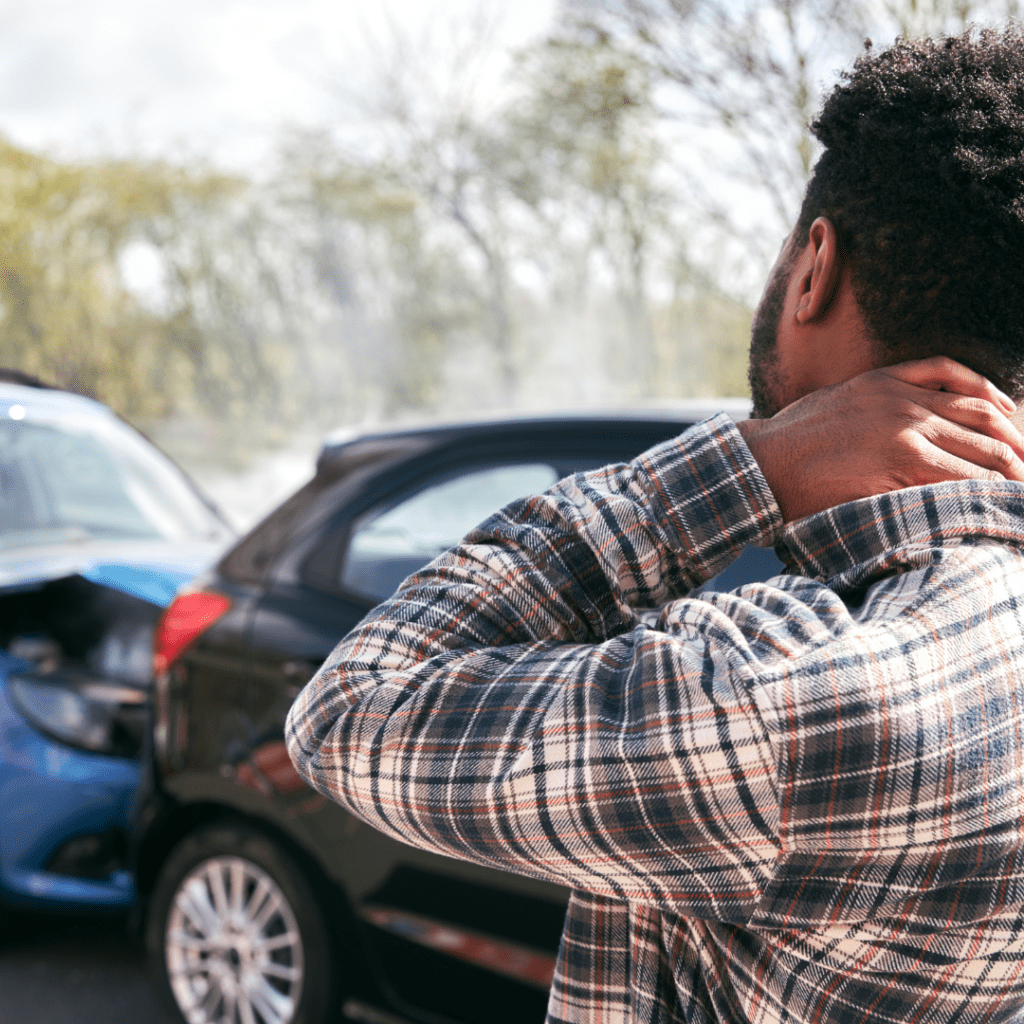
[{"x1": 793, "y1": 217, "x2": 842, "y2": 324}]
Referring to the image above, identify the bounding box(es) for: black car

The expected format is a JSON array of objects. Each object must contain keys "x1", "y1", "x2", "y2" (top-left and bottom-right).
[{"x1": 134, "y1": 405, "x2": 783, "y2": 1024}]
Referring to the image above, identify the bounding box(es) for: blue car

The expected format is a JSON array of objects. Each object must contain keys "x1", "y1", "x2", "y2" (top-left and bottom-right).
[{"x1": 0, "y1": 374, "x2": 233, "y2": 913}]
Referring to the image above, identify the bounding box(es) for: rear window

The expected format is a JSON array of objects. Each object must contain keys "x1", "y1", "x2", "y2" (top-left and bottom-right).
[
  {"x1": 341, "y1": 463, "x2": 560, "y2": 601},
  {"x1": 0, "y1": 413, "x2": 229, "y2": 550}
]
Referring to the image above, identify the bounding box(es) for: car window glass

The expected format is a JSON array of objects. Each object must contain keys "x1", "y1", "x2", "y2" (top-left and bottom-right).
[
  {"x1": 341, "y1": 463, "x2": 559, "y2": 602},
  {"x1": 0, "y1": 416, "x2": 229, "y2": 550},
  {"x1": 698, "y1": 545, "x2": 785, "y2": 592}
]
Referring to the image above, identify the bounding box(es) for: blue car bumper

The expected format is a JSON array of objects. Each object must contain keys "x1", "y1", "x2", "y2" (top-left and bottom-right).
[{"x1": 0, "y1": 656, "x2": 137, "y2": 911}]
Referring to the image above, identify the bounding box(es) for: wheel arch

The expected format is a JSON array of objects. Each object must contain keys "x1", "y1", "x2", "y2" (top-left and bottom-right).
[{"x1": 135, "y1": 801, "x2": 354, "y2": 940}]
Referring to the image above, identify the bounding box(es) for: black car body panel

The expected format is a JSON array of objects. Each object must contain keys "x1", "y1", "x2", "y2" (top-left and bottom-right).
[{"x1": 135, "y1": 405, "x2": 783, "y2": 1024}]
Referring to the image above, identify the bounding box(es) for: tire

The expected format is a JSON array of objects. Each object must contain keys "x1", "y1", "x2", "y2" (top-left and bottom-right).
[{"x1": 146, "y1": 821, "x2": 337, "y2": 1024}]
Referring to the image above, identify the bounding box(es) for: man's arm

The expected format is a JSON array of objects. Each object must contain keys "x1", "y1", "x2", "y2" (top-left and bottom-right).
[
  {"x1": 286, "y1": 358, "x2": 1024, "y2": 914},
  {"x1": 287, "y1": 414, "x2": 785, "y2": 917}
]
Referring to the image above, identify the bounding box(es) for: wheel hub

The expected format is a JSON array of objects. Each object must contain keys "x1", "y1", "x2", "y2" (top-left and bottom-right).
[{"x1": 165, "y1": 854, "x2": 305, "y2": 1024}]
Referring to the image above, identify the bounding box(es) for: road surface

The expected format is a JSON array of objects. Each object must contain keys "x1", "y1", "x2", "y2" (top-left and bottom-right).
[{"x1": 0, "y1": 909, "x2": 174, "y2": 1024}]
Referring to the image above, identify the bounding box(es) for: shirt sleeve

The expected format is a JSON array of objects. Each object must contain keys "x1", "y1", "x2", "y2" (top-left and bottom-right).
[{"x1": 285, "y1": 414, "x2": 786, "y2": 919}]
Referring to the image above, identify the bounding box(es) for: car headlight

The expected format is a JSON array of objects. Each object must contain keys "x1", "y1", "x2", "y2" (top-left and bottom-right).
[{"x1": 8, "y1": 672, "x2": 148, "y2": 759}]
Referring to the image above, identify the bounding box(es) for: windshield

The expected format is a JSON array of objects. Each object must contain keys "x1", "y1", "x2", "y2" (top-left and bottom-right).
[{"x1": 0, "y1": 411, "x2": 230, "y2": 550}]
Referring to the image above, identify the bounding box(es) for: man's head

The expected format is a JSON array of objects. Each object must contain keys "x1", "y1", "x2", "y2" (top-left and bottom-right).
[{"x1": 749, "y1": 26, "x2": 1024, "y2": 419}]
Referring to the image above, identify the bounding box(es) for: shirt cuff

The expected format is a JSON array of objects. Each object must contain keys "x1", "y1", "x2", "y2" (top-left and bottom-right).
[{"x1": 637, "y1": 412, "x2": 783, "y2": 582}]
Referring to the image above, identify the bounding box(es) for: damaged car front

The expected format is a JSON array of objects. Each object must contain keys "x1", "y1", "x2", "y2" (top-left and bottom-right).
[{"x1": 0, "y1": 379, "x2": 233, "y2": 913}]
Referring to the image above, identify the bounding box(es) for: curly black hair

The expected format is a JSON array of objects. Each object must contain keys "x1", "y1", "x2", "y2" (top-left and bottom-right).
[{"x1": 796, "y1": 26, "x2": 1024, "y2": 396}]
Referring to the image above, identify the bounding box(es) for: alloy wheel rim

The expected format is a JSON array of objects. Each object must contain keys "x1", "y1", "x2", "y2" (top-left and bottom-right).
[{"x1": 166, "y1": 855, "x2": 305, "y2": 1024}]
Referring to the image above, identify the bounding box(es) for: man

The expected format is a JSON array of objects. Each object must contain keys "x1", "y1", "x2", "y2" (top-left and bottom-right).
[{"x1": 287, "y1": 28, "x2": 1024, "y2": 1024}]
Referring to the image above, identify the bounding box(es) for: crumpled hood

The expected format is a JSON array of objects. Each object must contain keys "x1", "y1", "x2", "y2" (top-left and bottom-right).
[{"x1": 0, "y1": 538, "x2": 225, "y2": 607}]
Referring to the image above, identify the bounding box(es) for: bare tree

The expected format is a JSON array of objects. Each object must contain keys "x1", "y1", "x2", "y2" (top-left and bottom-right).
[
  {"x1": 874, "y1": 0, "x2": 1020, "y2": 36},
  {"x1": 491, "y1": 35, "x2": 679, "y2": 394},
  {"x1": 332, "y1": 9, "x2": 522, "y2": 399},
  {"x1": 559, "y1": 0, "x2": 1022, "y2": 280},
  {"x1": 562, "y1": 1, "x2": 867, "y2": 259},
  {"x1": 300, "y1": 8, "x2": 757, "y2": 408}
]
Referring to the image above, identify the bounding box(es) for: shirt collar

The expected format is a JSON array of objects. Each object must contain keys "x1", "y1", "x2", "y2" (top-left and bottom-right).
[{"x1": 775, "y1": 480, "x2": 1024, "y2": 591}]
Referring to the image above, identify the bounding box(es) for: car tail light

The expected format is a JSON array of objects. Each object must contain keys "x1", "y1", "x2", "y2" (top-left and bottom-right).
[{"x1": 153, "y1": 590, "x2": 232, "y2": 675}]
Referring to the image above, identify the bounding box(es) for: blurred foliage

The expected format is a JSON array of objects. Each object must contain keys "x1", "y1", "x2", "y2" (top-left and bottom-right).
[
  {"x1": 288, "y1": 17, "x2": 746, "y2": 417},
  {"x1": 8, "y1": 0, "x2": 1014, "y2": 461},
  {"x1": 0, "y1": 137, "x2": 243, "y2": 418}
]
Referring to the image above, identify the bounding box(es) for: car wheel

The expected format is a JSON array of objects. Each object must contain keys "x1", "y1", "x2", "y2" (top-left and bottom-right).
[{"x1": 146, "y1": 822, "x2": 336, "y2": 1024}]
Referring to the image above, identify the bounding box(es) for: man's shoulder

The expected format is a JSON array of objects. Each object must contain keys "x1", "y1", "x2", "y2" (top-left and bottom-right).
[
  {"x1": 775, "y1": 480, "x2": 1024, "y2": 590},
  {"x1": 663, "y1": 527, "x2": 1024, "y2": 688},
  {"x1": 741, "y1": 528, "x2": 1024, "y2": 728}
]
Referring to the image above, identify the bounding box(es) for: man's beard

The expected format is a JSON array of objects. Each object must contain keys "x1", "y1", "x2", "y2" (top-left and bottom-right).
[{"x1": 747, "y1": 249, "x2": 794, "y2": 419}]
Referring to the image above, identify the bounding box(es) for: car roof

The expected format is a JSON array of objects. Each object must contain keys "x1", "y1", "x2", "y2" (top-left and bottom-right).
[
  {"x1": 220, "y1": 397, "x2": 755, "y2": 586},
  {"x1": 0, "y1": 381, "x2": 113, "y2": 421},
  {"x1": 320, "y1": 398, "x2": 752, "y2": 456}
]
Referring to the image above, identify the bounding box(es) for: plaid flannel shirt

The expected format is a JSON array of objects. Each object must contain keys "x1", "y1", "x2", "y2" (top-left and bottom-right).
[{"x1": 286, "y1": 413, "x2": 1024, "y2": 1024}]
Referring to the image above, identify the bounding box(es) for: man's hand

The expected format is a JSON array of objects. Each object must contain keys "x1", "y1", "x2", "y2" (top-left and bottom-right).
[{"x1": 736, "y1": 356, "x2": 1024, "y2": 522}]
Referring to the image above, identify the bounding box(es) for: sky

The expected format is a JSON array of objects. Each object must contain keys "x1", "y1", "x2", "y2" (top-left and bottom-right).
[{"x1": 0, "y1": 0, "x2": 557, "y2": 169}]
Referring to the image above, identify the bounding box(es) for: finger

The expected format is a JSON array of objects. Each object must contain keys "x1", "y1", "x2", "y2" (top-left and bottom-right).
[
  {"x1": 881, "y1": 356, "x2": 1016, "y2": 414},
  {"x1": 912, "y1": 391, "x2": 1024, "y2": 461},
  {"x1": 913, "y1": 421, "x2": 1024, "y2": 483}
]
